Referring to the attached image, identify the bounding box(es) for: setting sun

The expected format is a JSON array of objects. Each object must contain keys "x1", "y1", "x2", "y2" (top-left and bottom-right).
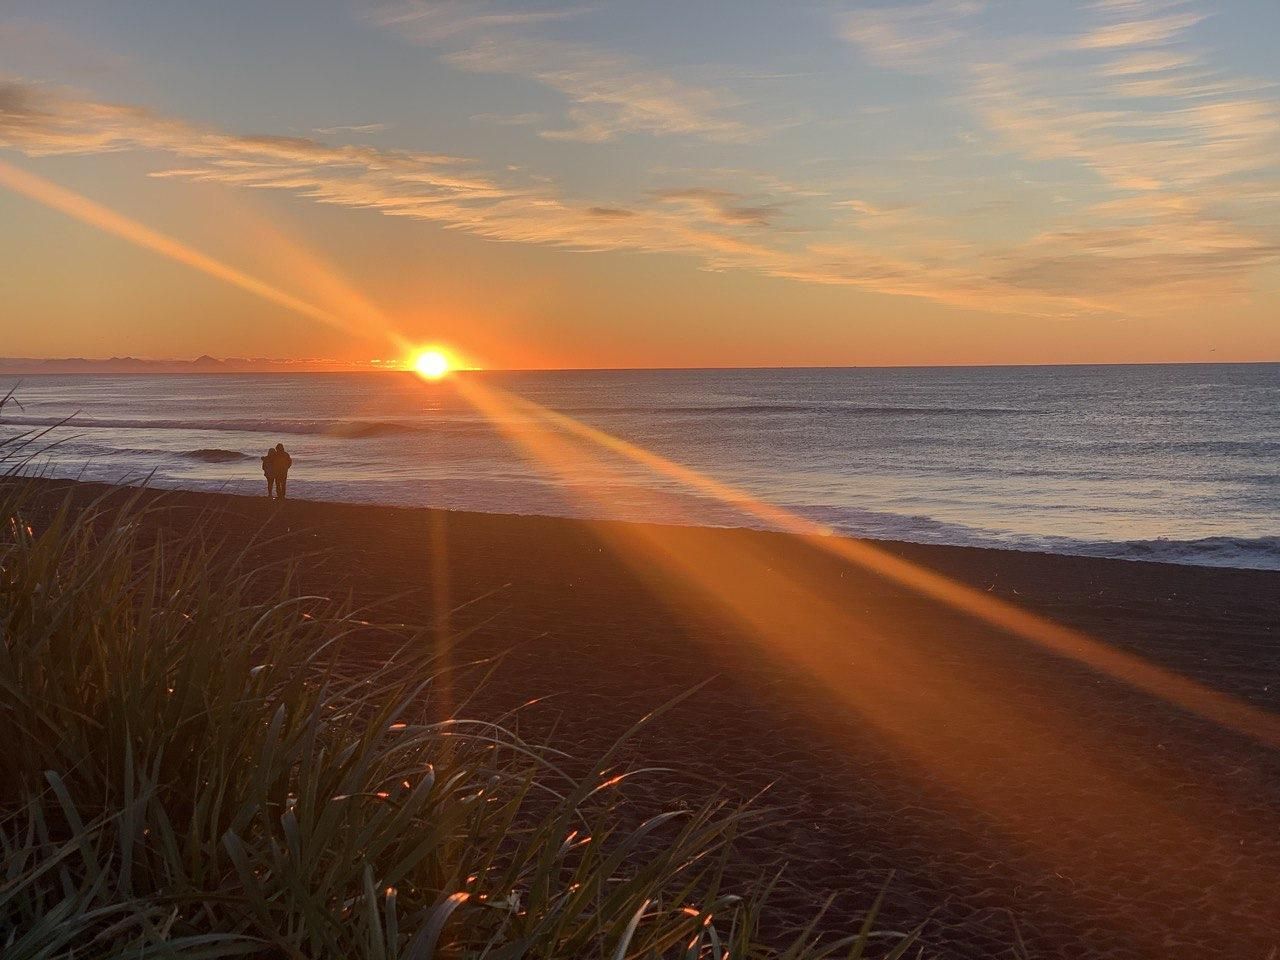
[{"x1": 413, "y1": 349, "x2": 451, "y2": 379}]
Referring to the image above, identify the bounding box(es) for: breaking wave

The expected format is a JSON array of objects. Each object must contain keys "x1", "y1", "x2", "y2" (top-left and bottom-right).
[
  {"x1": 1069, "y1": 535, "x2": 1280, "y2": 571},
  {"x1": 556, "y1": 403, "x2": 1035, "y2": 417},
  {"x1": 0, "y1": 414, "x2": 439, "y2": 438},
  {"x1": 0, "y1": 403, "x2": 1034, "y2": 436},
  {"x1": 812, "y1": 509, "x2": 1280, "y2": 571},
  {"x1": 182, "y1": 448, "x2": 252, "y2": 463}
]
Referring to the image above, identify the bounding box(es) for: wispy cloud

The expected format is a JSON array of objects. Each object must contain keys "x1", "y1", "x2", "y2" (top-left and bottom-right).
[
  {"x1": 839, "y1": 0, "x2": 1280, "y2": 309},
  {"x1": 448, "y1": 38, "x2": 750, "y2": 143},
  {"x1": 372, "y1": 0, "x2": 590, "y2": 42},
  {"x1": 1074, "y1": 9, "x2": 1205, "y2": 49},
  {"x1": 0, "y1": 80, "x2": 472, "y2": 173},
  {"x1": 652, "y1": 187, "x2": 783, "y2": 227},
  {"x1": 313, "y1": 122, "x2": 389, "y2": 135},
  {"x1": 373, "y1": 1, "x2": 753, "y2": 143},
  {"x1": 840, "y1": 0, "x2": 982, "y2": 71},
  {"x1": 0, "y1": 76, "x2": 1080, "y2": 319}
]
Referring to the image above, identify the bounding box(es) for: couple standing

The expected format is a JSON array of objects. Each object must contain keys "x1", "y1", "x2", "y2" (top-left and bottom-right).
[{"x1": 261, "y1": 443, "x2": 293, "y2": 500}]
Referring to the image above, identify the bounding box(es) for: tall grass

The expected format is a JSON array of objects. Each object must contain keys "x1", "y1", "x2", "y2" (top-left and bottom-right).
[{"x1": 0, "y1": 423, "x2": 917, "y2": 958}]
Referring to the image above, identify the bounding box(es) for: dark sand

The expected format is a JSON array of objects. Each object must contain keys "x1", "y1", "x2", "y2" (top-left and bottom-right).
[{"x1": 22, "y1": 480, "x2": 1280, "y2": 958}]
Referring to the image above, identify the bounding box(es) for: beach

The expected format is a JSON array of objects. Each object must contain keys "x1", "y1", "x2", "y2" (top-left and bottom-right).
[{"x1": 25, "y1": 478, "x2": 1280, "y2": 959}]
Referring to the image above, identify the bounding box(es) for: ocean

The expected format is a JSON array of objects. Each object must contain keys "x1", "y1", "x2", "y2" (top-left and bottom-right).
[{"x1": 2, "y1": 364, "x2": 1278, "y2": 570}]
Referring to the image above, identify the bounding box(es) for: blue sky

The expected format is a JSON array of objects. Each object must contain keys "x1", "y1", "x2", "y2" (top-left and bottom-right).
[{"x1": 2, "y1": 0, "x2": 1278, "y2": 366}]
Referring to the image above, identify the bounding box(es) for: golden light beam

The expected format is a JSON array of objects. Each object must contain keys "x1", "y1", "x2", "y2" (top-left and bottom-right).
[
  {"x1": 209, "y1": 198, "x2": 412, "y2": 351},
  {"x1": 468, "y1": 381, "x2": 1280, "y2": 752},
  {"x1": 0, "y1": 158, "x2": 391, "y2": 345},
  {"x1": 452, "y1": 375, "x2": 1280, "y2": 952},
  {"x1": 428, "y1": 509, "x2": 454, "y2": 717}
]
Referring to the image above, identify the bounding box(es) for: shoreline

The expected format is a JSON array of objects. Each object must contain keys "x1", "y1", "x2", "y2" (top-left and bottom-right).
[
  {"x1": 14, "y1": 477, "x2": 1280, "y2": 957},
  {"x1": 14, "y1": 473, "x2": 1280, "y2": 574}
]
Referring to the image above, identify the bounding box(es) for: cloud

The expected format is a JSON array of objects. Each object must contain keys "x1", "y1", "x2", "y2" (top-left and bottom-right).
[
  {"x1": 0, "y1": 76, "x2": 1064, "y2": 318},
  {"x1": 371, "y1": 1, "x2": 590, "y2": 41},
  {"x1": 652, "y1": 187, "x2": 782, "y2": 227},
  {"x1": 0, "y1": 78, "x2": 743, "y2": 245},
  {"x1": 837, "y1": 1, "x2": 1280, "y2": 309},
  {"x1": 313, "y1": 123, "x2": 389, "y2": 135},
  {"x1": 834, "y1": 198, "x2": 948, "y2": 241},
  {"x1": 373, "y1": 2, "x2": 752, "y2": 143},
  {"x1": 585, "y1": 206, "x2": 635, "y2": 219},
  {"x1": 876, "y1": 0, "x2": 1280, "y2": 195},
  {"x1": 5, "y1": 63, "x2": 1277, "y2": 322},
  {"x1": 442, "y1": 37, "x2": 752, "y2": 143},
  {"x1": 966, "y1": 57, "x2": 1280, "y2": 194},
  {"x1": 1074, "y1": 10, "x2": 1205, "y2": 49},
  {"x1": 1098, "y1": 50, "x2": 1197, "y2": 76},
  {"x1": 0, "y1": 80, "x2": 489, "y2": 198},
  {"x1": 840, "y1": 0, "x2": 983, "y2": 71},
  {"x1": 990, "y1": 197, "x2": 1280, "y2": 304}
]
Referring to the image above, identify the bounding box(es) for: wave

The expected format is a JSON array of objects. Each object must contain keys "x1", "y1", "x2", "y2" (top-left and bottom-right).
[
  {"x1": 559, "y1": 403, "x2": 1034, "y2": 417},
  {"x1": 1068, "y1": 535, "x2": 1280, "y2": 571},
  {"x1": 1043, "y1": 437, "x2": 1280, "y2": 457},
  {"x1": 182, "y1": 448, "x2": 252, "y2": 463},
  {"x1": 0, "y1": 402, "x2": 1036, "y2": 440},
  {"x1": 798, "y1": 505, "x2": 1280, "y2": 570},
  {"x1": 0, "y1": 414, "x2": 437, "y2": 438},
  {"x1": 2, "y1": 403, "x2": 1034, "y2": 434},
  {"x1": 827, "y1": 524, "x2": 1280, "y2": 571}
]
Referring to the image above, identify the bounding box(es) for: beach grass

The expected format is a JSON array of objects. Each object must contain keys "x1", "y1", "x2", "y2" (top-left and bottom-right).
[{"x1": 0, "y1": 436, "x2": 916, "y2": 957}]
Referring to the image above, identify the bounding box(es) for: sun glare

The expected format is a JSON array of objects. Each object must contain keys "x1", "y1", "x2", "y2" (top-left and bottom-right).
[{"x1": 413, "y1": 349, "x2": 451, "y2": 379}]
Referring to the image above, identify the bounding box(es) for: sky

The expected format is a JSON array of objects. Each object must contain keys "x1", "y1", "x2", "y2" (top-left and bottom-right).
[{"x1": 1, "y1": 0, "x2": 1279, "y2": 369}]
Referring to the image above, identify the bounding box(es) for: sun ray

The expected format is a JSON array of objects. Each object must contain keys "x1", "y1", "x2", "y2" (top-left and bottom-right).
[
  {"x1": 448, "y1": 375, "x2": 1280, "y2": 951},
  {"x1": 460, "y1": 379, "x2": 1280, "y2": 751},
  {"x1": 0, "y1": 158, "x2": 403, "y2": 349}
]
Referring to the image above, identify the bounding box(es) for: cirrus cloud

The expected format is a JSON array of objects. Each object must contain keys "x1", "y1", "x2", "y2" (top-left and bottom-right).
[{"x1": 3, "y1": 44, "x2": 1277, "y2": 326}]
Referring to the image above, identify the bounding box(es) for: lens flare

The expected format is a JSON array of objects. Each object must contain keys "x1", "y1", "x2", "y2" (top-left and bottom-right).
[
  {"x1": 443, "y1": 374, "x2": 1280, "y2": 954},
  {"x1": 0, "y1": 159, "x2": 394, "y2": 346}
]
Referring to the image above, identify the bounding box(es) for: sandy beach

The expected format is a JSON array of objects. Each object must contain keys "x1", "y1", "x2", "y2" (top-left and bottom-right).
[{"x1": 25, "y1": 478, "x2": 1280, "y2": 959}]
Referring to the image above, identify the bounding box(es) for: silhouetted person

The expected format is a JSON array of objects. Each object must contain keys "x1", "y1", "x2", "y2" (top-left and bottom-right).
[
  {"x1": 273, "y1": 443, "x2": 293, "y2": 499},
  {"x1": 261, "y1": 448, "x2": 277, "y2": 499}
]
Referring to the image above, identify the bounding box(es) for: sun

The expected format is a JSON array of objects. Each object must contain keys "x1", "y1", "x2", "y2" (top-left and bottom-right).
[{"x1": 412, "y1": 349, "x2": 451, "y2": 380}]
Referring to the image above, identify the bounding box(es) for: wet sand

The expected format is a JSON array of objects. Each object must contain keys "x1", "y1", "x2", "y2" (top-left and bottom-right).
[{"x1": 22, "y1": 480, "x2": 1280, "y2": 958}]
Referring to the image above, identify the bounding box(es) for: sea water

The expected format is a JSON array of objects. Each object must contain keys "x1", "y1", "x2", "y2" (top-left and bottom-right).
[{"x1": 2, "y1": 364, "x2": 1278, "y2": 570}]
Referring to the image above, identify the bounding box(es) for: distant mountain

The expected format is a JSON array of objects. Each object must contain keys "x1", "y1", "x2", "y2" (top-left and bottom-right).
[{"x1": 0, "y1": 356, "x2": 396, "y2": 374}]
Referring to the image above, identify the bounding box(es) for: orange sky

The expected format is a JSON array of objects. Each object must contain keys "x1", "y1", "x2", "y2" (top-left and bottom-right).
[{"x1": 2, "y1": 1, "x2": 1278, "y2": 368}]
